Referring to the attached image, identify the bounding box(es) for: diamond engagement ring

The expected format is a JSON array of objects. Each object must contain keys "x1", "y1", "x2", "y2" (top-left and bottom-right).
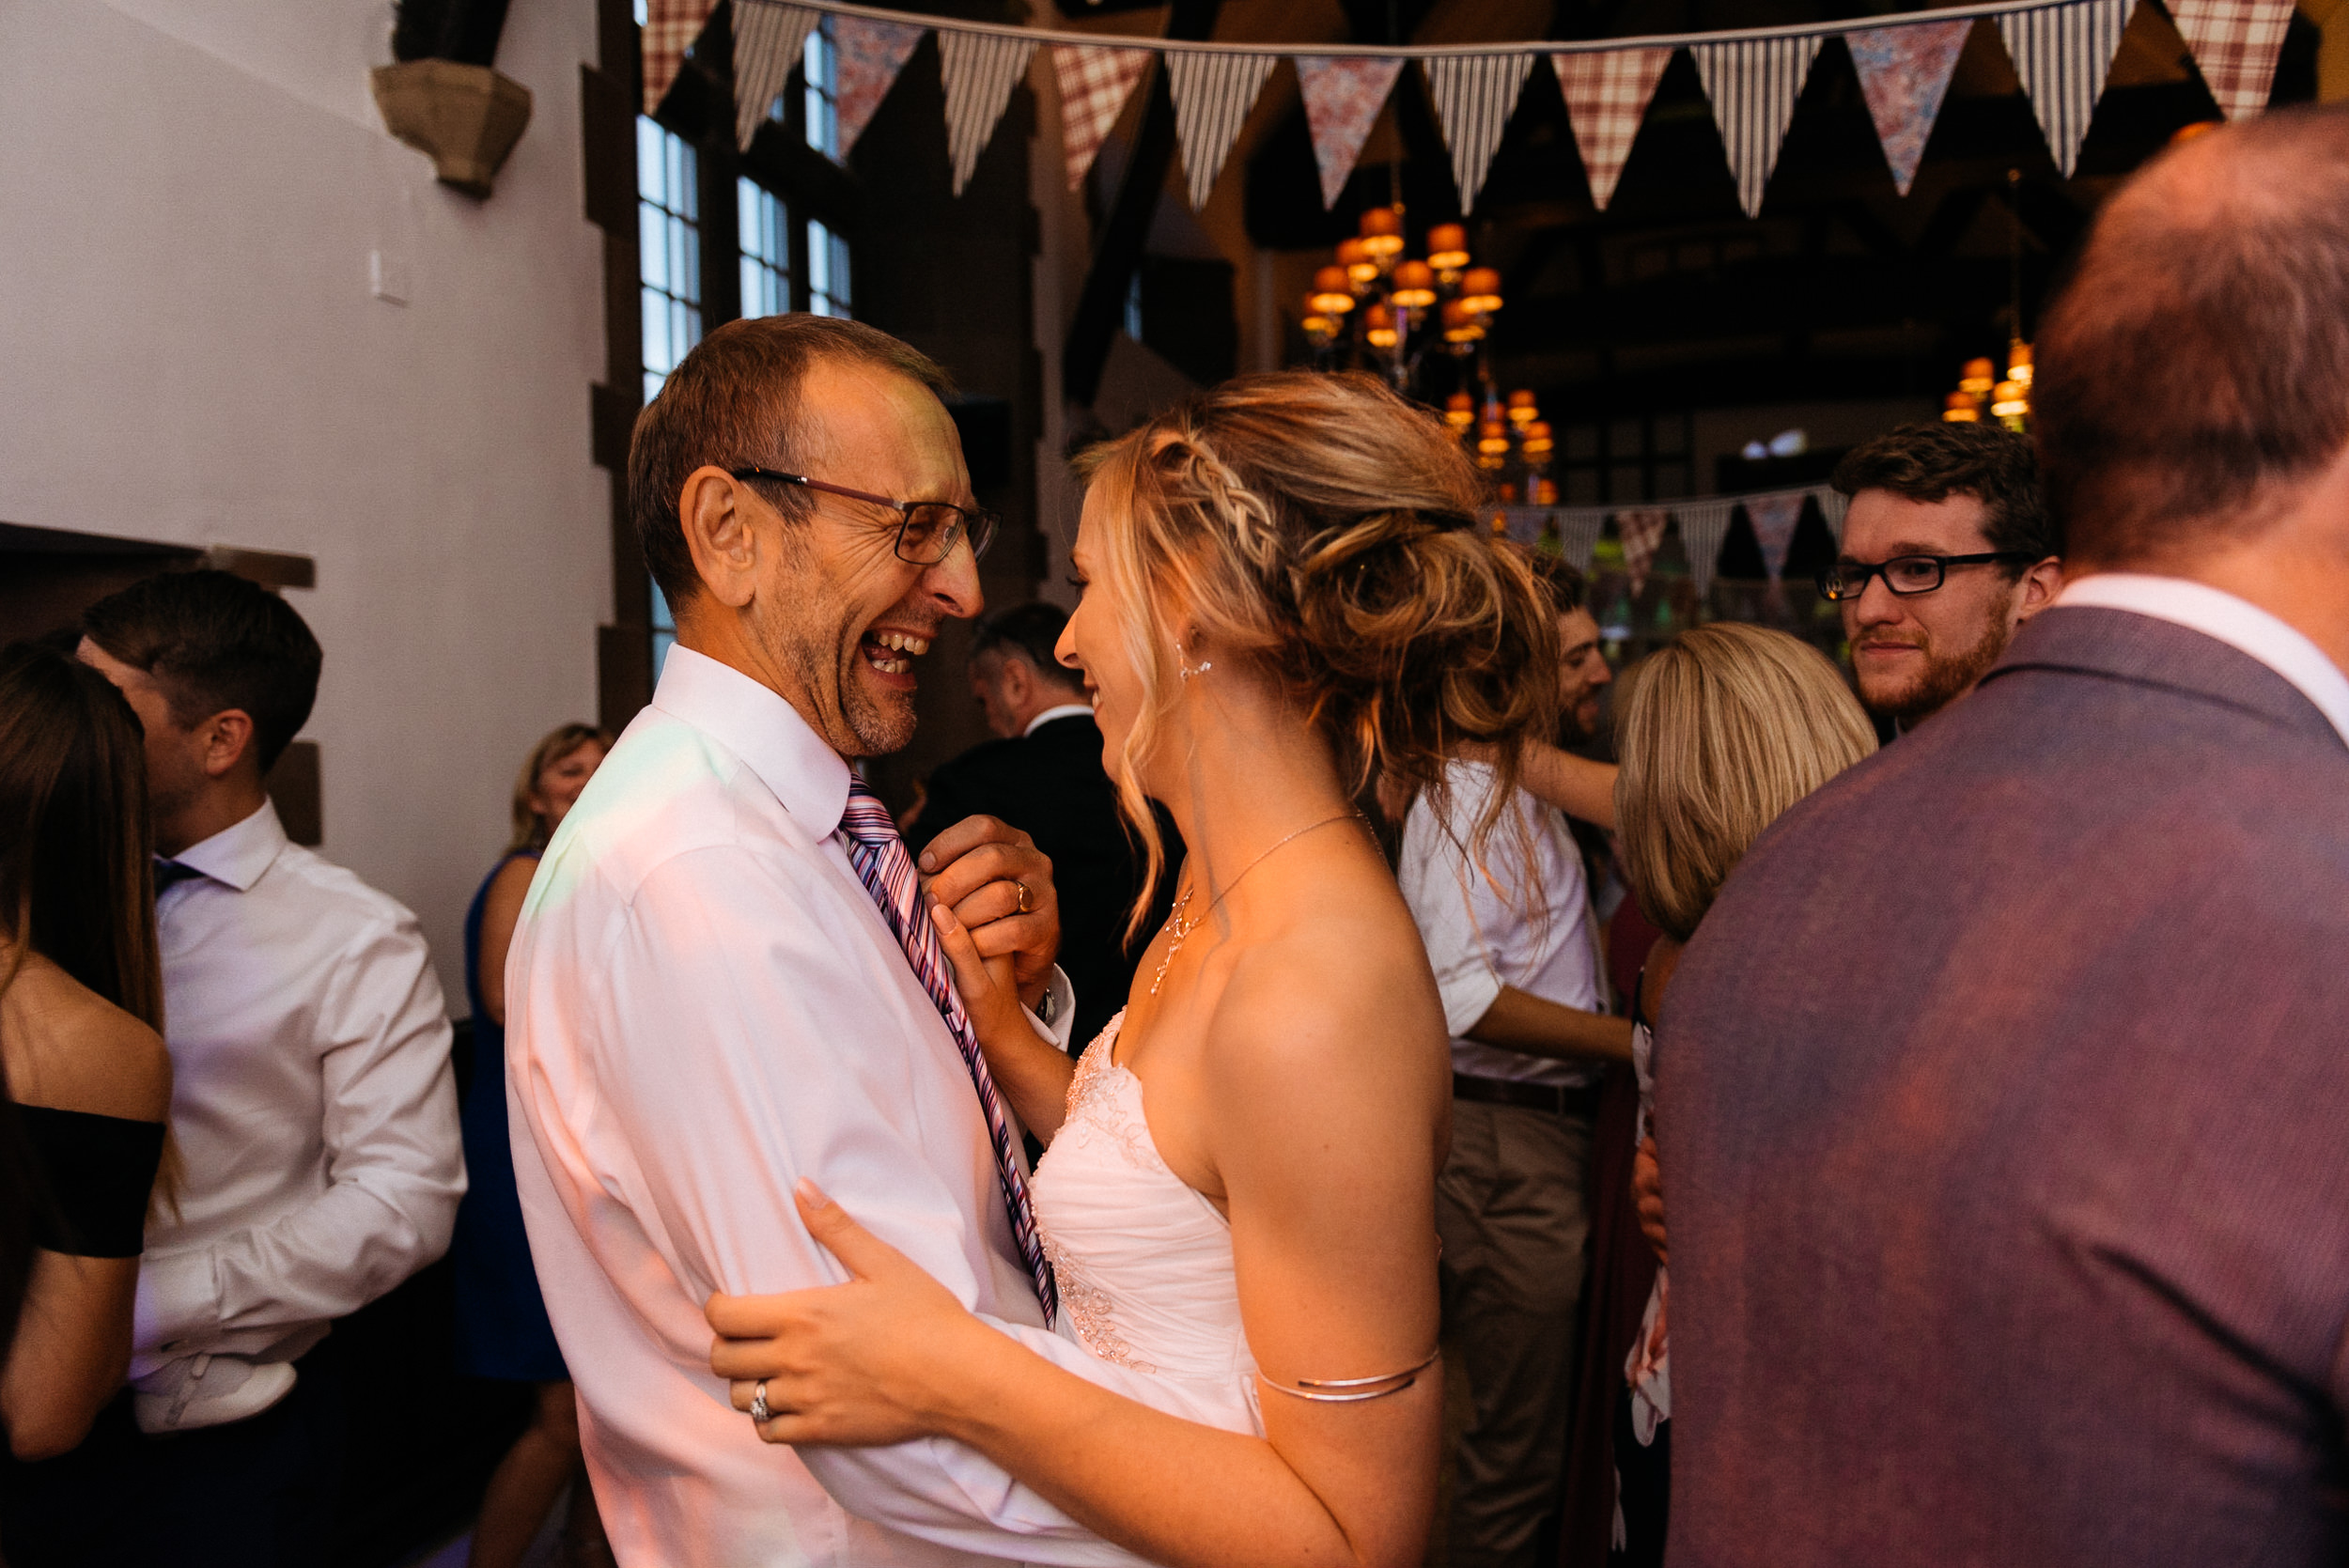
[{"x1": 750, "y1": 1380, "x2": 773, "y2": 1423}]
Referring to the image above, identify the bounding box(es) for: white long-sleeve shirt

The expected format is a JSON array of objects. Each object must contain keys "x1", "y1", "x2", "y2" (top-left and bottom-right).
[
  {"x1": 1396, "y1": 760, "x2": 1603, "y2": 1090},
  {"x1": 506, "y1": 646, "x2": 1206, "y2": 1568},
  {"x1": 135, "y1": 800, "x2": 464, "y2": 1373}
]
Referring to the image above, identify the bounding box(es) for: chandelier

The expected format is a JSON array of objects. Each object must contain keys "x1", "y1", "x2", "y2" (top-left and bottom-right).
[
  {"x1": 1942, "y1": 340, "x2": 2033, "y2": 430},
  {"x1": 1301, "y1": 206, "x2": 1504, "y2": 392}
]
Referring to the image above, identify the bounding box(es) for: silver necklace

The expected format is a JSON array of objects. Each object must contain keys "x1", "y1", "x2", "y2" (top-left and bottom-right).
[{"x1": 1146, "y1": 811, "x2": 1361, "y2": 996}]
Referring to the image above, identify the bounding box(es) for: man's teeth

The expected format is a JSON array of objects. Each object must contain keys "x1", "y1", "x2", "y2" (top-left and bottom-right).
[{"x1": 865, "y1": 631, "x2": 929, "y2": 675}]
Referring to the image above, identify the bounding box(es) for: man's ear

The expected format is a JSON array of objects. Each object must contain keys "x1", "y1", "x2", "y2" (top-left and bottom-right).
[
  {"x1": 679, "y1": 467, "x2": 764, "y2": 611},
  {"x1": 999, "y1": 656, "x2": 1035, "y2": 711},
  {"x1": 197, "y1": 710, "x2": 257, "y2": 781},
  {"x1": 2014, "y1": 555, "x2": 2064, "y2": 624}
]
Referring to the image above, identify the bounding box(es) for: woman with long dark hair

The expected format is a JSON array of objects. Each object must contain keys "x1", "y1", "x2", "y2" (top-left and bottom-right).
[{"x1": 0, "y1": 642, "x2": 174, "y2": 1462}]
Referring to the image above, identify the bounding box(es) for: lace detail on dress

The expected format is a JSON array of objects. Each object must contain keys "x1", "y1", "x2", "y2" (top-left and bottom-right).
[
  {"x1": 1063, "y1": 1012, "x2": 1158, "y2": 1172},
  {"x1": 1050, "y1": 1011, "x2": 1158, "y2": 1369},
  {"x1": 1042, "y1": 1224, "x2": 1157, "y2": 1372}
]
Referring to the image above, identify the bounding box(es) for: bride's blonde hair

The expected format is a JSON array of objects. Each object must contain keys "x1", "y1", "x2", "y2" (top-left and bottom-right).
[{"x1": 1075, "y1": 371, "x2": 1559, "y2": 934}]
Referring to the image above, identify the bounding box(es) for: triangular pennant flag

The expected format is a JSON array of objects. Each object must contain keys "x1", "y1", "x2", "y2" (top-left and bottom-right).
[
  {"x1": 832, "y1": 14, "x2": 927, "y2": 161},
  {"x1": 1691, "y1": 35, "x2": 1824, "y2": 217},
  {"x1": 1844, "y1": 19, "x2": 1971, "y2": 196},
  {"x1": 1053, "y1": 45, "x2": 1154, "y2": 193},
  {"x1": 1616, "y1": 508, "x2": 1671, "y2": 597},
  {"x1": 1423, "y1": 54, "x2": 1537, "y2": 212},
  {"x1": 645, "y1": 0, "x2": 718, "y2": 114},
  {"x1": 941, "y1": 31, "x2": 1038, "y2": 195},
  {"x1": 1166, "y1": 50, "x2": 1279, "y2": 210},
  {"x1": 1817, "y1": 485, "x2": 1848, "y2": 542},
  {"x1": 1558, "y1": 510, "x2": 1609, "y2": 576},
  {"x1": 1296, "y1": 56, "x2": 1405, "y2": 209},
  {"x1": 1998, "y1": 0, "x2": 2133, "y2": 177},
  {"x1": 1551, "y1": 47, "x2": 1673, "y2": 210},
  {"x1": 732, "y1": 2, "x2": 823, "y2": 151},
  {"x1": 1674, "y1": 498, "x2": 1736, "y2": 599},
  {"x1": 2170, "y1": 0, "x2": 2294, "y2": 119},
  {"x1": 1747, "y1": 492, "x2": 1806, "y2": 581}
]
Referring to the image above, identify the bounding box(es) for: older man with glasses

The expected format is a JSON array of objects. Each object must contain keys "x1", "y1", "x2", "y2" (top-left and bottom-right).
[{"x1": 1819, "y1": 422, "x2": 2063, "y2": 728}]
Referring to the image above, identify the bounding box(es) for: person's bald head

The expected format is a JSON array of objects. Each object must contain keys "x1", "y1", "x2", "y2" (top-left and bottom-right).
[{"x1": 2036, "y1": 106, "x2": 2349, "y2": 570}]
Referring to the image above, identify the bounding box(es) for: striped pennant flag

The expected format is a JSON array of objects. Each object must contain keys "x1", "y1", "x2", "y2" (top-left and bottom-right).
[
  {"x1": 2170, "y1": 0, "x2": 2295, "y2": 118},
  {"x1": 1551, "y1": 46, "x2": 1674, "y2": 210},
  {"x1": 1674, "y1": 498, "x2": 1736, "y2": 598},
  {"x1": 1166, "y1": 50, "x2": 1279, "y2": 210},
  {"x1": 1690, "y1": 35, "x2": 1823, "y2": 217},
  {"x1": 1997, "y1": 0, "x2": 2133, "y2": 177},
  {"x1": 1423, "y1": 53, "x2": 1537, "y2": 212},
  {"x1": 941, "y1": 31, "x2": 1038, "y2": 195},
  {"x1": 833, "y1": 13, "x2": 928, "y2": 161},
  {"x1": 1053, "y1": 45, "x2": 1155, "y2": 193},
  {"x1": 644, "y1": 0, "x2": 717, "y2": 114},
  {"x1": 1845, "y1": 19, "x2": 1972, "y2": 196},
  {"x1": 1296, "y1": 56, "x2": 1406, "y2": 209},
  {"x1": 732, "y1": 2, "x2": 823, "y2": 151}
]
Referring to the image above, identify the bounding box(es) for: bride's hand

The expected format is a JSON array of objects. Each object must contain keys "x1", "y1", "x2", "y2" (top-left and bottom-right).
[
  {"x1": 709, "y1": 1180, "x2": 995, "y2": 1447},
  {"x1": 930, "y1": 897, "x2": 1034, "y2": 1054}
]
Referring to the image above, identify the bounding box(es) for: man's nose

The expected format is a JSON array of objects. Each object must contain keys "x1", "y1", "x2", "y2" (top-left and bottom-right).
[
  {"x1": 924, "y1": 536, "x2": 985, "y2": 620},
  {"x1": 1850, "y1": 578, "x2": 1906, "y2": 627}
]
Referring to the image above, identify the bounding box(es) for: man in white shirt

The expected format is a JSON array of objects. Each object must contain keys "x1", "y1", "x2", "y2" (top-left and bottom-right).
[
  {"x1": 506, "y1": 316, "x2": 1181, "y2": 1567},
  {"x1": 54, "y1": 569, "x2": 463, "y2": 1568},
  {"x1": 1396, "y1": 562, "x2": 1633, "y2": 1568}
]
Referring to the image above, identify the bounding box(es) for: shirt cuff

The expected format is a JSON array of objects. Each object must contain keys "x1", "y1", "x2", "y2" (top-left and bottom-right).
[
  {"x1": 133, "y1": 1247, "x2": 220, "y2": 1355},
  {"x1": 1023, "y1": 966, "x2": 1078, "y2": 1052}
]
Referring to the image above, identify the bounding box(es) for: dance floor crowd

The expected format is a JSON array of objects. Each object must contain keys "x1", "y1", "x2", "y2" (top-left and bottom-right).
[{"x1": 1, "y1": 103, "x2": 2345, "y2": 1568}]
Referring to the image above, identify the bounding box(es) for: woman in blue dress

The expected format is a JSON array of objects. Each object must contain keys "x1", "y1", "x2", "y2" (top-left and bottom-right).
[{"x1": 453, "y1": 722, "x2": 610, "y2": 1568}]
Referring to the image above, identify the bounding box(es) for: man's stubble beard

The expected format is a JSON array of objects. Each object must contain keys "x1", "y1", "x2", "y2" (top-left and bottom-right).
[
  {"x1": 1869, "y1": 597, "x2": 2012, "y2": 726},
  {"x1": 754, "y1": 586, "x2": 919, "y2": 760}
]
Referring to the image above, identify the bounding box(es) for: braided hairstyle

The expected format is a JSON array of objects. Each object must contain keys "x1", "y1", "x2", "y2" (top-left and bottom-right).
[{"x1": 1075, "y1": 371, "x2": 1559, "y2": 930}]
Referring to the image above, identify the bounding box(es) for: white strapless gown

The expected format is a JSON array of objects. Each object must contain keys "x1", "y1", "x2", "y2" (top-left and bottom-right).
[{"x1": 1029, "y1": 1010, "x2": 1265, "y2": 1436}]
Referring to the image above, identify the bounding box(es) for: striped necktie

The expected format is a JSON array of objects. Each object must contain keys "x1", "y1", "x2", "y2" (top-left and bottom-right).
[{"x1": 835, "y1": 777, "x2": 1056, "y2": 1325}]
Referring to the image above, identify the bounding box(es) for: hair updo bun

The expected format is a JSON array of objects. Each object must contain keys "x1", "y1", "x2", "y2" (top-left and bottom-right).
[{"x1": 1075, "y1": 371, "x2": 1561, "y2": 907}]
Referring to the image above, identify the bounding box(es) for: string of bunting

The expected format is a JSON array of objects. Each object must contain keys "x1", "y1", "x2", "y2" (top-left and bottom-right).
[
  {"x1": 646, "y1": 0, "x2": 2293, "y2": 215},
  {"x1": 1500, "y1": 483, "x2": 1852, "y2": 599}
]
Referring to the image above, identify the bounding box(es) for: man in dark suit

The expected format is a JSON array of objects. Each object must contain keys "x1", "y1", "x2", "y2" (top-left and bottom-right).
[
  {"x1": 1658, "y1": 107, "x2": 2349, "y2": 1565},
  {"x1": 909, "y1": 602, "x2": 1170, "y2": 1050}
]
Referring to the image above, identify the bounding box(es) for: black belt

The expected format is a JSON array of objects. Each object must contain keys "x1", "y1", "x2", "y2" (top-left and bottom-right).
[{"x1": 1453, "y1": 1071, "x2": 1601, "y2": 1118}]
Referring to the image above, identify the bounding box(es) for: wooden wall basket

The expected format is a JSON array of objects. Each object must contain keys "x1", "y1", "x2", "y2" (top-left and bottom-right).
[{"x1": 370, "y1": 59, "x2": 533, "y2": 199}]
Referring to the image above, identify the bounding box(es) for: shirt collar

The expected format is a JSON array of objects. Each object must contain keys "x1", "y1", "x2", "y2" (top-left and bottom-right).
[
  {"x1": 1021, "y1": 703, "x2": 1095, "y2": 737},
  {"x1": 651, "y1": 644, "x2": 852, "y2": 836},
  {"x1": 173, "y1": 799, "x2": 288, "y2": 893},
  {"x1": 2056, "y1": 573, "x2": 2349, "y2": 746}
]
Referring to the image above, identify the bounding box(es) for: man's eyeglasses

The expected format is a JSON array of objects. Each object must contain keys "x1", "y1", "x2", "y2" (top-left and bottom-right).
[
  {"x1": 1816, "y1": 551, "x2": 2038, "y2": 602},
  {"x1": 728, "y1": 469, "x2": 1000, "y2": 567}
]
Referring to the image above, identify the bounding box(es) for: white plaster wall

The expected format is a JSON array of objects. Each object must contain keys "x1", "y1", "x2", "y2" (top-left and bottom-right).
[{"x1": 0, "y1": 0, "x2": 610, "y2": 1012}]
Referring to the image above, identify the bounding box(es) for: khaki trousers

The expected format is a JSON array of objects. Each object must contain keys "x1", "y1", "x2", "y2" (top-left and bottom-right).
[{"x1": 1434, "y1": 1097, "x2": 1595, "y2": 1568}]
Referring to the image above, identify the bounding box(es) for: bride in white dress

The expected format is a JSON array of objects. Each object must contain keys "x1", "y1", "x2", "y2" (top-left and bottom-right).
[{"x1": 707, "y1": 370, "x2": 1562, "y2": 1568}]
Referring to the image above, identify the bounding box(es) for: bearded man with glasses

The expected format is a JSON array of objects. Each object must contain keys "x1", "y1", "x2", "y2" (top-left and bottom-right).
[{"x1": 1820, "y1": 422, "x2": 2062, "y2": 727}]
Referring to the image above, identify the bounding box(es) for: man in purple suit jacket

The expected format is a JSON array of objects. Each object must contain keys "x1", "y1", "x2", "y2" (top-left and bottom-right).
[{"x1": 1657, "y1": 107, "x2": 2349, "y2": 1564}]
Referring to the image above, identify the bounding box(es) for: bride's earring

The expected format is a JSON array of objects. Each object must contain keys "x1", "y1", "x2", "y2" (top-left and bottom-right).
[{"x1": 1174, "y1": 638, "x2": 1213, "y2": 682}]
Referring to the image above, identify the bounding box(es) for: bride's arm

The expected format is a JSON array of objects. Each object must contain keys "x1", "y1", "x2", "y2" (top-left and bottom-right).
[
  {"x1": 933, "y1": 897, "x2": 1077, "y2": 1141},
  {"x1": 710, "y1": 939, "x2": 1445, "y2": 1568}
]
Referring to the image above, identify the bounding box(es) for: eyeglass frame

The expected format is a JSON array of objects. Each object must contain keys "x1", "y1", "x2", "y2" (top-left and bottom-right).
[
  {"x1": 727, "y1": 468, "x2": 1001, "y2": 567},
  {"x1": 1816, "y1": 551, "x2": 2041, "y2": 602}
]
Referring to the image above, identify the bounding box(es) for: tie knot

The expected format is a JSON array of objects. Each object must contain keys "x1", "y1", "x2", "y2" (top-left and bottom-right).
[{"x1": 838, "y1": 777, "x2": 899, "y2": 848}]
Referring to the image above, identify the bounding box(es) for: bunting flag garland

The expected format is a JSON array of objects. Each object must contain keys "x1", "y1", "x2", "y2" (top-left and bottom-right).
[
  {"x1": 1552, "y1": 47, "x2": 1674, "y2": 210},
  {"x1": 732, "y1": 3, "x2": 824, "y2": 150},
  {"x1": 2169, "y1": 0, "x2": 2294, "y2": 119},
  {"x1": 646, "y1": 0, "x2": 719, "y2": 114},
  {"x1": 1691, "y1": 35, "x2": 1824, "y2": 217},
  {"x1": 1296, "y1": 56, "x2": 1406, "y2": 208},
  {"x1": 832, "y1": 13, "x2": 927, "y2": 160},
  {"x1": 1166, "y1": 50, "x2": 1280, "y2": 210},
  {"x1": 1673, "y1": 498, "x2": 1736, "y2": 598},
  {"x1": 1423, "y1": 53, "x2": 1538, "y2": 213},
  {"x1": 1053, "y1": 45, "x2": 1155, "y2": 192},
  {"x1": 941, "y1": 31, "x2": 1038, "y2": 194},
  {"x1": 1616, "y1": 508, "x2": 1672, "y2": 597},
  {"x1": 1845, "y1": 19, "x2": 1973, "y2": 196},
  {"x1": 1746, "y1": 491, "x2": 1808, "y2": 582},
  {"x1": 1998, "y1": 0, "x2": 2133, "y2": 177}
]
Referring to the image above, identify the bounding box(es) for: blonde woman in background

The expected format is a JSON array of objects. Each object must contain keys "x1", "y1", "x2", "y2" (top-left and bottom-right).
[
  {"x1": 1608, "y1": 623, "x2": 1876, "y2": 1565},
  {"x1": 704, "y1": 371, "x2": 1562, "y2": 1568},
  {"x1": 452, "y1": 722, "x2": 612, "y2": 1568}
]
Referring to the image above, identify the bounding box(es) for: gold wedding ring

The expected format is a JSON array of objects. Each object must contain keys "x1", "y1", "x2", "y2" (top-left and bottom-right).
[{"x1": 1014, "y1": 879, "x2": 1033, "y2": 914}]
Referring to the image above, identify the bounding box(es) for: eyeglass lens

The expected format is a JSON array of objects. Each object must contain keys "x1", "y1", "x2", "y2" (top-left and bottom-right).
[
  {"x1": 896, "y1": 504, "x2": 998, "y2": 566},
  {"x1": 1823, "y1": 555, "x2": 1943, "y2": 599}
]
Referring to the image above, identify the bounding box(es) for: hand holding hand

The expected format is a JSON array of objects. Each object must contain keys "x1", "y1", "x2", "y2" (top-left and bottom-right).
[
  {"x1": 931, "y1": 897, "x2": 1036, "y2": 1060},
  {"x1": 916, "y1": 815, "x2": 1059, "y2": 1007},
  {"x1": 1632, "y1": 1136, "x2": 1667, "y2": 1266},
  {"x1": 709, "y1": 1181, "x2": 992, "y2": 1448}
]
